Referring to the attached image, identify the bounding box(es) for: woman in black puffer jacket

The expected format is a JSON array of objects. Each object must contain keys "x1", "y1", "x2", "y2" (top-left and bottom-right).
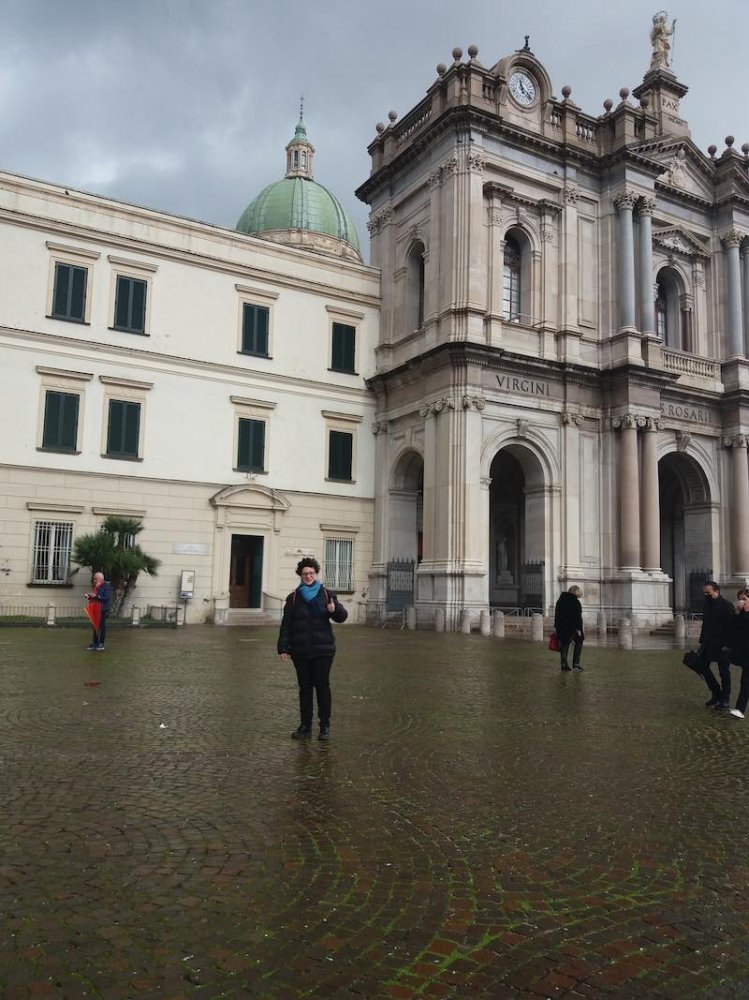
[{"x1": 277, "y1": 557, "x2": 348, "y2": 741}]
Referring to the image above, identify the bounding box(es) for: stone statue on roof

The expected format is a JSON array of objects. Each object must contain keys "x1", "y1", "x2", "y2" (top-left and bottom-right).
[{"x1": 650, "y1": 11, "x2": 676, "y2": 70}]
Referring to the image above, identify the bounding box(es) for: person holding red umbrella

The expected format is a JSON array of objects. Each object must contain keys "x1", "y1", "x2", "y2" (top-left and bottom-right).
[{"x1": 85, "y1": 572, "x2": 113, "y2": 651}]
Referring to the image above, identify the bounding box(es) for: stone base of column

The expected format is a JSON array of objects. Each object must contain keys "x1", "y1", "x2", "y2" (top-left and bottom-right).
[
  {"x1": 641, "y1": 335, "x2": 663, "y2": 369},
  {"x1": 721, "y1": 357, "x2": 749, "y2": 391},
  {"x1": 604, "y1": 572, "x2": 672, "y2": 630},
  {"x1": 604, "y1": 327, "x2": 645, "y2": 369}
]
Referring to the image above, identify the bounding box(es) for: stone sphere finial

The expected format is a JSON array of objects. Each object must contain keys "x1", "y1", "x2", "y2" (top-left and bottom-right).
[
  {"x1": 561, "y1": 85, "x2": 572, "y2": 99},
  {"x1": 708, "y1": 144, "x2": 717, "y2": 158},
  {"x1": 388, "y1": 110, "x2": 398, "y2": 123},
  {"x1": 742, "y1": 143, "x2": 749, "y2": 157},
  {"x1": 639, "y1": 96, "x2": 649, "y2": 109},
  {"x1": 725, "y1": 135, "x2": 735, "y2": 147},
  {"x1": 603, "y1": 98, "x2": 613, "y2": 112},
  {"x1": 619, "y1": 87, "x2": 630, "y2": 101},
  {"x1": 452, "y1": 46, "x2": 463, "y2": 62},
  {"x1": 467, "y1": 44, "x2": 478, "y2": 59},
  {"x1": 436, "y1": 62, "x2": 447, "y2": 77},
  {"x1": 376, "y1": 122, "x2": 385, "y2": 134}
]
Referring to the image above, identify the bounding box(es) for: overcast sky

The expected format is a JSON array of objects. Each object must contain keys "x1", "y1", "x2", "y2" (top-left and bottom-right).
[{"x1": 2, "y1": 1, "x2": 747, "y2": 261}]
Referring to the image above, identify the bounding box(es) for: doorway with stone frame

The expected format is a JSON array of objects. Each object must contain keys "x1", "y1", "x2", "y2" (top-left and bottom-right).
[
  {"x1": 388, "y1": 449, "x2": 423, "y2": 564},
  {"x1": 658, "y1": 452, "x2": 714, "y2": 613}
]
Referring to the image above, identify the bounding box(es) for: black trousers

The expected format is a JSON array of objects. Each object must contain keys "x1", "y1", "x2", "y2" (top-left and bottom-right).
[
  {"x1": 735, "y1": 665, "x2": 749, "y2": 714},
  {"x1": 560, "y1": 635, "x2": 583, "y2": 669},
  {"x1": 292, "y1": 656, "x2": 333, "y2": 727},
  {"x1": 698, "y1": 651, "x2": 730, "y2": 701}
]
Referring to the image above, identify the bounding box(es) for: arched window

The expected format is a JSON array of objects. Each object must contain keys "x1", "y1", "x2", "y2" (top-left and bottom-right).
[
  {"x1": 654, "y1": 267, "x2": 689, "y2": 349},
  {"x1": 655, "y1": 281, "x2": 667, "y2": 340},
  {"x1": 406, "y1": 241, "x2": 426, "y2": 331},
  {"x1": 503, "y1": 237, "x2": 521, "y2": 321}
]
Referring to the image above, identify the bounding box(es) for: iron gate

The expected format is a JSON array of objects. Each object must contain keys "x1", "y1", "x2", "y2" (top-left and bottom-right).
[
  {"x1": 520, "y1": 560, "x2": 545, "y2": 610},
  {"x1": 386, "y1": 559, "x2": 415, "y2": 612}
]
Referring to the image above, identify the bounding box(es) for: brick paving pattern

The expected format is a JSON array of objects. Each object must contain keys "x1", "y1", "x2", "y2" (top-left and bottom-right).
[{"x1": 1, "y1": 626, "x2": 748, "y2": 998}]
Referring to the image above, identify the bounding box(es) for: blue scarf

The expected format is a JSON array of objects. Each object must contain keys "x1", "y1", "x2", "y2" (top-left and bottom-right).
[{"x1": 298, "y1": 580, "x2": 322, "y2": 603}]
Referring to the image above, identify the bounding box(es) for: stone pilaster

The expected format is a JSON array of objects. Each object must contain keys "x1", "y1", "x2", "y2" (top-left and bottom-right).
[
  {"x1": 614, "y1": 191, "x2": 638, "y2": 330},
  {"x1": 638, "y1": 197, "x2": 656, "y2": 336},
  {"x1": 722, "y1": 229, "x2": 745, "y2": 356},
  {"x1": 724, "y1": 434, "x2": 749, "y2": 575},
  {"x1": 640, "y1": 417, "x2": 661, "y2": 571},
  {"x1": 612, "y1": 413, "x2": 643, "y2": 569}
]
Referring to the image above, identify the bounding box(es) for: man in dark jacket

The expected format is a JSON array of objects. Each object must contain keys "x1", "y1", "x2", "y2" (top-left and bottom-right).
[
  {"x1": 698, "y1": 581, "x2": 734, "y2": 709},
  {"x1": 85, "y1": 571, "x2": 113, "y2": 651},
  {"x1": 554, "y1": 585, "x2": 584, "y2": 671},
  {"x1": 277, "y1": 557, "x2": 348, "y2": 741}
]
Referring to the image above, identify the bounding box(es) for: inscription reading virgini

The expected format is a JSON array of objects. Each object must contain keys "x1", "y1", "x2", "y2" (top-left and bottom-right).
[{"x1": 496, "y1": 374, "x2": 550, "y2": 397}]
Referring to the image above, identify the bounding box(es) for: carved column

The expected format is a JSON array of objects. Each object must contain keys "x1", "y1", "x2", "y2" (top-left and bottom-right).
[
  {"x1": 638, "y1": 197, "x2": 656, "y2": 336},
  {"x1": 640, "y1": 417, "x2": 661, "y2": 571},
  {"x1": 722, "y1": 229, "x2": 745, "y2": 356},
  {"x1": 742, "y1": 240, "x2": 749, "y2": 356},
  {"x1": 725, "y1": 434, "x2": 749, "y2": 575},
  {"x1": 613, "y1": 414, "x2": 642, "y2": 570},
  {"x1": 614, "y1": 191, "x2": 637, "y2": 330}
]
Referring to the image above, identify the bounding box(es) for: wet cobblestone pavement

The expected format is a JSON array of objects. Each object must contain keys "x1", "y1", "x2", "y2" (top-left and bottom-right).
[{"x1": 2, "y1": 626, "x2": 749, "y2": 999}]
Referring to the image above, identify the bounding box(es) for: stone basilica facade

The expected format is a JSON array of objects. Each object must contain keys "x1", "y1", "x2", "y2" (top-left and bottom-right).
[
  {"x1": 358, "y1": 29, "x2": 749, "y2": 628},
  {"x1": 2, "y1": 21, "x2": 749, "y2": 628}
]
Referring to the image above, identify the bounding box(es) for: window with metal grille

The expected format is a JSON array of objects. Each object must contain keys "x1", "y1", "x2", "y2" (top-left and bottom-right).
[
  {"x1": 324, "y1": 537, "x2": 354, "y2": 591},
  {"x1": 42, "y1": 391, "x2": 79, "y2": 451},
  {"x1": 106, "y1": 399, "x2": 141, "y2": 458},
  {"x1": 655, "y1": 282, "x2": 667, "y2": 340},
  {"x1": 237, "y1": 418, "x2": 265, "y2": 472},
  {"x1": 328, "y1": 430, "x2": 353, "y2": 481},
  {"x1": 114, "y1": 275, "x2": 147, "y2": 333},
  {"x1": 502, "y1": 237, "x2": 521, "y2": 320},
  {"x1": 52, "y1": 262, "x2": 87, "y2": 322},
  {"x1": 241, "y1": 304, "x2": 269, "y2": 356},
  {"x1": 331, "y1": 322, "x2": 356, "y2": 373},
  {"x1": 32, "y1": 521, "x2": 73, "y2": 583}
]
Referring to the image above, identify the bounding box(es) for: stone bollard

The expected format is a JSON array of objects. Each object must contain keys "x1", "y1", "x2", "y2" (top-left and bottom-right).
[
  {"x1": 46, "y1": 603, "x2": 56, "y2": 627},
  {"x1": 176, "y1": 605, "x2": 186, "y2": 626},
  {"x1": 131, "y1": 605, "x2": 141, "y2": 626},
  {"x1": 459, "y1": 609, "x2": 471, "y2": 634},
  {"x1": 618, "y1": 618, "x2": 633, "y2": 650},
  {"x1": 531, "y1": 612, "x2": 544, "y2": 642},
  {"x1": 674, "y1": 614, "x2": 685, "y2": 641},
  {"x1": 597, "y1": 610, "x2": 607, "y2": 635},
  {"x1": 434, "y1": 607, "x2": 446, "y2": 633},
  {"x1": 492, "y1": 610, "x2": 505, "y2": 638},
  {"x1": 479, "y1": 609, "x2": 491, "y2": 636},
  {"x1": 406, "y1": 606, "x2": 417, "y2": 630}
]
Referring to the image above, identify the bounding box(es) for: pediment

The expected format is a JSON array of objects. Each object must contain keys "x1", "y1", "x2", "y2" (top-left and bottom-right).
[
  {"x1": 649, "y1": 142, "x2": 715, "y2": 201},
  {"x1": 210, "y1": 484, "x2": 290, "y2": 512},
  {"x1": 652, "y1": 225, "x2": 710, "y2": 259}
]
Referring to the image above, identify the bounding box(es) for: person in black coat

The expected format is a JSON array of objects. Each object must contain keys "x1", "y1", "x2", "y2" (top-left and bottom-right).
[
  {"x1": 554, "y1": 585, "x2": 584, "y2": 671},
  {"x1": 722, "y1": 589, "x2": 749, "y2": 719},
  {"x1": 277, "y1": 557, "x2": 348, "y2": 741},
  {"x1": 698, "y1": 581, "x2": 734, "y2": 710}
]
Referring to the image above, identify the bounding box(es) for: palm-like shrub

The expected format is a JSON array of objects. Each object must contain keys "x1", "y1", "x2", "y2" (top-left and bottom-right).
[{"x1": 73, "y1": 516, "x2": 160, "y2": 614}]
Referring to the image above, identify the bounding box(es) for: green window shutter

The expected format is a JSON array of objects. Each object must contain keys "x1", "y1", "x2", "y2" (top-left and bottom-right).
[
  {"x1": 52, "y1": 263, "x2": 87, "y2": 320},
  {"x1": 242, "y1": 304, "x2": 269, "y2": 355},
  {"x1": 70, "y1": 266, "x2": 86, "y2": 320},
  {"x1": 331, "y1": 323, "x2": 355, "y2": 372},
  {"x1": 114, "y1": 276, "x2": 147, "y2": 332},
  {"x1": 123, "y1": 402, "x2": 140, "y2": 456},
  {"x1": 237, "y1": 418, "x2": 265, "y2": 471},
  {"x1": 107, "y1": 400, "x2": 140, "y2": 457},
  {"x1": 52, "y1": 264, "x2": 70, "y2": 317},
  {"x1": 43, "y1": 391, "x2": 79, "y2": 450},
  {"x1": 328, "y1": 430, "x2": 352, "y2": 480},
  {"x1": 107, "y1": 400, "x2": 124, "y2": 454}
]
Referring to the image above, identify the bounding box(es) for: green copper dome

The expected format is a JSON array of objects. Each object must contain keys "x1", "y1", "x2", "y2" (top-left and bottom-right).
[{"x1": 236, "y1": 114, "x2": 361, "y2": 261}]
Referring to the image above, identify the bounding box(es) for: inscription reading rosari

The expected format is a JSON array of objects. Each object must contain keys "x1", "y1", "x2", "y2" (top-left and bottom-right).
[
  {"x1": 660, "y1": 401, "x2": 712, "y2": 425},
  {"x1": 496, "y1": 375, "x2": 549, "y2": 397}
]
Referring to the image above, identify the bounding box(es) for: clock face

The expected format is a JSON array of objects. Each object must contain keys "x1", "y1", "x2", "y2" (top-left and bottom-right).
[{"x1": 509, "y1": 71, "x2": 536, "y2": 106}]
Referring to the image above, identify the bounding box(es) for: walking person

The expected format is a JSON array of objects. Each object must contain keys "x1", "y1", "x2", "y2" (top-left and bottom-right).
[
  {"x1": 723, "y1": 589, "x2": 749, "y2": 720},
  {"x1": 697, "y1": 581, "x2": 734, "y2": 710},
  {"x1": 277, "y1": 557, "x2": 348, "y2": 741},
  {"x1": 554, "y1": 585, "x2": 584, "y2": 672},
  {"x1": 85, "y1": 571, "x2": 112, "y2": 651}
]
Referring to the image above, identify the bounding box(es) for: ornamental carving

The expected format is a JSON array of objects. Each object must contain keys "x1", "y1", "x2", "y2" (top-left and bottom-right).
[
  {"x1": 613, "y1": 190, "x2": 638, "y2": 212},
  {"x1": 488, "y1": 208, "x2": 502, "y2": 226},
  {"x1": 692, "y1": 265, "x2": 704, "y2": 287},
  {"x1": 367, "y1": 205, "x2": 394, "y2": 235},
  {"x1": 540, "y1": 226, "x2": 554, "y2": 243},
  {"x1": 561, "y1": 411, "x2": 583, "y2": 427},
  {"x1": 516, "y1": 419, "x2": 529, "y2": 438},
  {"x1": 723, "y1": 434, "x2": 749, "y2": 449},
  {"x1": 611, "y1": 413, "x2": 647, "y2": 430},
  {"x1": 562, "y1": 184, "x2": 578, "y2": 206},
  {"x1": 420, "y1": 396, "x2": 456, "y2": 418},
  {"x1": 676, "y1": 431, "x2": 691, "y2": 453},
  {"x1": 371, "y1": 421, "x2": 390, "y2": 436},
  {"x1": 467, "y1": 149, "x2": 486, "y2": 174},
  {"x1": 638, "y1": 196, "x2": 657, "y2": 217},
  {"x1": 643, "y1": 416, "x2": 662, "y2": 432},
  {"x1": 428, "y1": 168, "x2": 443, "y2": 190},
  {"x1": 721, "y1": 229, "x2": 745, "y2": 249},
  {"x1": 461, "y1": 394, "x2": 487, "y2": 410}
]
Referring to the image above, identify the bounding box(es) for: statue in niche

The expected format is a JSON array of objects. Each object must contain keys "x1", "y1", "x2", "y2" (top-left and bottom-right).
[
  {"x1": 495, "y1": 522, "x2": 516, "y2": 584},
  {"x1": 650, "y1": 12, "x2": 676, "y2": 70}
]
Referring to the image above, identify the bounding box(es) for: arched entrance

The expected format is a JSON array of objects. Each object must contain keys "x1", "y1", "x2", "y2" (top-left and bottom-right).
[
  {"x1": 658, "y1": 452, "x2": 713, "y2": 612},
  {"x1": 389, "y1": 449, "x2": 423, "y2": 563},
  {"x1": 489, "y1": 445, "x2": 546, "y2": 609}
]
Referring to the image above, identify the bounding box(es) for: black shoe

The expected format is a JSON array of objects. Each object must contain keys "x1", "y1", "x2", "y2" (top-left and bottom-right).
[
  {"x1": 291, "y1": 725, "x2": 311, "y2": 739},
  {"x1": 86, "y1": 643, "x2": 97, "y2": 650},
  {"x1": 561, "y1": 665, "x2": 572, "y2": 672},
  {"x1": 705, "y1": 696, "x2": 722, "y2": 707},
  {"x1": 318, "y1": 726, "x2": 330, "y2": 742},
  {"x1": 716, "y1": 701, "x2": 730, "y2": 712},
  {"x1": 573, "y1": 664, "x2": 583, "y2": 671}
]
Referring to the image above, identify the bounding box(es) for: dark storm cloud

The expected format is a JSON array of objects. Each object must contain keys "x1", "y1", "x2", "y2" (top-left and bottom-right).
[{"x1": 1, "y1": 0, "x2": 746, "y2": 259}]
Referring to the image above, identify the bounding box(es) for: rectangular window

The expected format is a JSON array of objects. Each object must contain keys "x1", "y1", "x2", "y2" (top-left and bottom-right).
[
  {"x1": 114, "y1": 275, "x2": 147, "y2": 333},
  {"x1": 106, "y1": 399, "x2": 141, "y2": 458},
  {"x1": 241, "y1": 304, "x2": 269, "y2": 356},
  {"x1": 52, "y1": 262, "x2": 87, "y2": 322},
  {"x1": 324, "y1": 537, "x2": 354, "y2": 591},
  {"x1": 331, "y1": 322, "x2": 356, "y2": 373},
  {"x1": 237, "y1": 417, "x2": 266, "y2": 472},
  {"x1": 328, "y1": 430, "x2": 353, "y2": 481},
  {"x1": 32, "y1": 520, "x2": 73, "y2": 583},
  {"x1": 42, "y1": 391, "x2": 79, "y2": 451}
]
